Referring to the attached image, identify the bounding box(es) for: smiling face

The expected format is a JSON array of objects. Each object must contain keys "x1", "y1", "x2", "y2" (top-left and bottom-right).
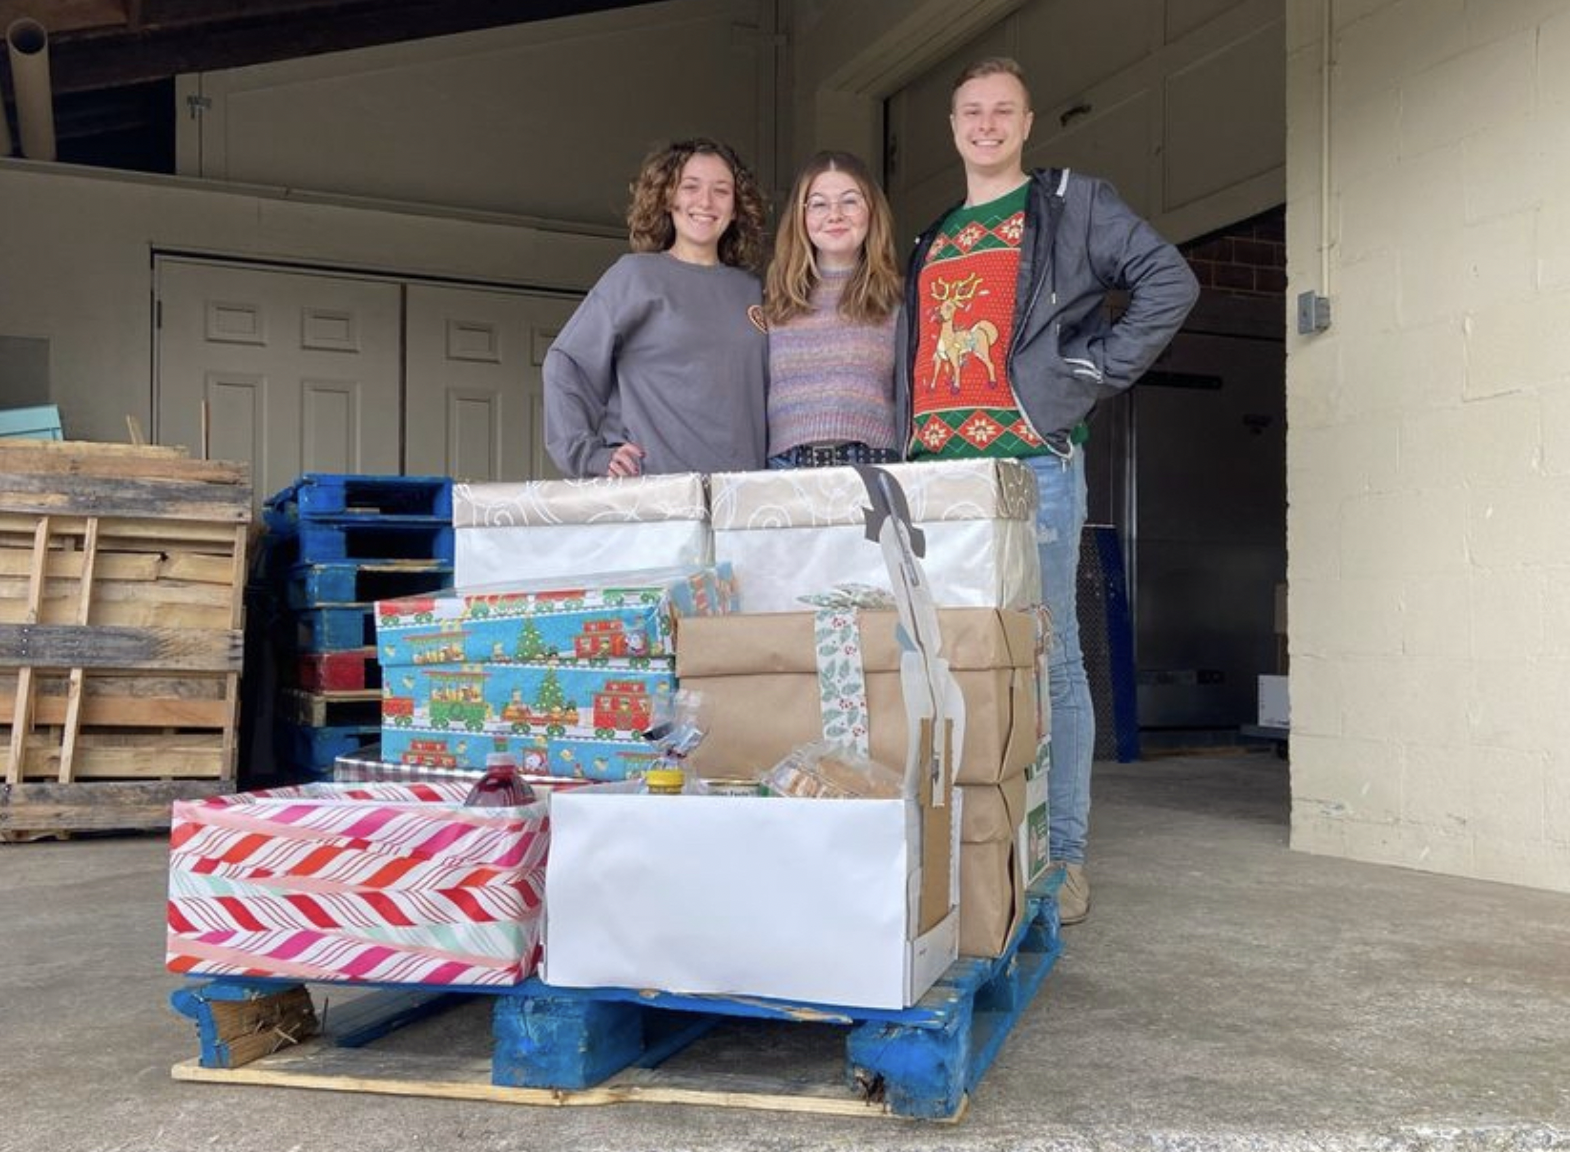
[
  {"x1": 950, "y1": 70, "x2": 1034, "y2": 180},
  {"x1": 667, "y1": 151, "x2": 736, "y2": 264},
  {"x1": 803, "y1": 168, "x2": 870, "y2": 271}
]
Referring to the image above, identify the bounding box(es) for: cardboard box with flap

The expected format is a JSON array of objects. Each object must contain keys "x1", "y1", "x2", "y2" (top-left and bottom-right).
[{"x1": 677, "y1": 607, "x2": 1040, "y2": 786}]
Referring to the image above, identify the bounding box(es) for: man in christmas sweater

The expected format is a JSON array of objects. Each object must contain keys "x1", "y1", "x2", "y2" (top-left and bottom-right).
[{"x1": 896, "y1": 57, "x2": 1199, "y2": 925}]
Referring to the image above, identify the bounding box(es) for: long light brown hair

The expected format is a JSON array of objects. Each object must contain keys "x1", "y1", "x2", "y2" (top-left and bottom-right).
[
  {"x1": 763, "y1": 151, "x2": 902, "y2": 327},
  {"x1": 626, "y1": 138, "x2": 768, "y2": 272}
]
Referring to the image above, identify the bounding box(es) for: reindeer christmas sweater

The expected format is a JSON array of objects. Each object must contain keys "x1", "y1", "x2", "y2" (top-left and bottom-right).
[{"x1": 909, "y1": 183, "x2": 1052, "y2": 460}]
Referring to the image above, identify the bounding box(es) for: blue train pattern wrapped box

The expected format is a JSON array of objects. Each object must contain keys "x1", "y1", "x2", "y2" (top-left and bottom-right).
[
  {"x1": 380, "y1": 660, "x2": 675, "y2": 781},
  {"x1": 374, "y1": 565, "x2": 737, "y2": 668}
]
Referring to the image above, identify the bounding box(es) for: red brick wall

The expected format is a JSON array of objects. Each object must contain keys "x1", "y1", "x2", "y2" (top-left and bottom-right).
[{"x1": 1181, "y1": 206, "x2": 1285, "y2": 297}]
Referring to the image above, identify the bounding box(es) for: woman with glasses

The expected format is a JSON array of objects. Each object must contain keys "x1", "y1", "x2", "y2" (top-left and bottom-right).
[
  {"x1": 761, "y1": 151, "x2": 903, "y2": 469},
  {"x1": 545, "y1": 138, "x2": 770, "y2": 478}
]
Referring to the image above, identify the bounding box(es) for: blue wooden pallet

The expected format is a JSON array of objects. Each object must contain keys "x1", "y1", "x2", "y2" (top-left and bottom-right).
[
  {"x1": 285, "y1": 560, "x2": 452, "y2": 610},
  {"x1": 168, "y1": 880, "x2": 1062, "y2": 1120},
  {"x1": 295, "y1": 605, "x2": 377, "y2": 652},
  {"x1": 262, "y1": 520, "x2": 455, "y2": 567},
  {"x1": 265, "y1": 473, "x2": 452, "y2": 523},
  {"x1": 276, "y1": 721, "x2": 381, "y2": 774}
]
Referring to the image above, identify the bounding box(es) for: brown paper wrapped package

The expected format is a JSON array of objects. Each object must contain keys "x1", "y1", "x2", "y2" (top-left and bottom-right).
[
  {"x1": 677, "y1": 608, "x2": 1039, "y2": 786},
  {"x1": 958, "y1": 772, "x2": 1029, "y2": 957}
]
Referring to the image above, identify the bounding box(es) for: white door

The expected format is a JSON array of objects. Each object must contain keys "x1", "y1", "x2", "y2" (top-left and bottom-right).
[
  {"x1": 404, "y1": 284, "x2": 579, "y2": 483},
  {"x1": 155, "y1": 258, "x2": 403, "y2": 504}
]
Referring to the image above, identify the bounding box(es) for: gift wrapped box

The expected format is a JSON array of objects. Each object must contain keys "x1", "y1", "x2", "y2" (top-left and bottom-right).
[
  {"x1": 166, "y1": 782, "x2": 549, "y2": 987},
  {"x1": 677, "y1": 607, "x2": 1039, "y2": 786},
  {"x1": 708, "y1": 460, "x2": 1040, "y2": 612},
  {"x1": 453, "y1": 474, "x2": 711, "y2": 586},
  {"x1": 375, "y1": 565, "x2": 737, "y2": 668},
  {"x1": 380, "y1": 660, "x2": 675, "y2": 780},
  {"x1": 958, "y1": 772, "x2": 1034, "y2": 958}
]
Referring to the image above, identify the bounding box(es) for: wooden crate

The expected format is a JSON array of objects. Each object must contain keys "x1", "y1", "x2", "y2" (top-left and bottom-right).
[{"x1": 0, "y1": 441, "x2": 251, "y2": 834}]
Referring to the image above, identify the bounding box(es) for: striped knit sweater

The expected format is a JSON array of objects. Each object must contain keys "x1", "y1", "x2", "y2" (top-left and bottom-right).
[{"x1": 766, "y1": 267, "x2": 899, "y2": 454}]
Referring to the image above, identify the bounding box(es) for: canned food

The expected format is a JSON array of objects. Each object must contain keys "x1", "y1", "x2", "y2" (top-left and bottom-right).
[{"x1": 702, "y1": 777, "x2": 764, "y2": 797}]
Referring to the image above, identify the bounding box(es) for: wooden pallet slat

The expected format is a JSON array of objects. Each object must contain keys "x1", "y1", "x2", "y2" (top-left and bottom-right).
[
  {"x1": 0, "y1": 440, "x2": 248, "y2": 485},
  {"x1": 0, "y1": 779, "x2": 232, "y2": 832},
  {"x1": 6, "y1": 516, "x2": 50, "y2": 785},
  {"x1": 280, "y1": 688, "x2": 383, "y2": 729},
  {"x1": 0, "y1": 472, "x2": 250, "y2": 522},
  {"x1": 57, "y1": 516, "x2": 99, "y2": 783},
  {"x1": 266, "y1": 473, "x2": 453, "y2": 522},
  {"x1": 293, "y1": 649, "x2": 381, "y2": 692},
  {"x1": 286, "y1": 561, "x2": 451, "y2": 611},
  {"x1": 0, "y1": 624, "x2": 242, "y2": 672}
]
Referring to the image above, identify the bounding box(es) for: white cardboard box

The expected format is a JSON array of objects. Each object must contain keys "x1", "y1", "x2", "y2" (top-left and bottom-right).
[
  {"x1": 1258, "y1": 674, "x2": 1290, "y2": 729},
  {"x1": 544, "y1": 791, "x2": 960, "y2": 1009}
]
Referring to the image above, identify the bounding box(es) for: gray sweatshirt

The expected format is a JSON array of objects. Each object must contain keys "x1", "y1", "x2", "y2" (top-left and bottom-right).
[{"x1": 544, "y1": 253, "x2": 768, "y2": 477}]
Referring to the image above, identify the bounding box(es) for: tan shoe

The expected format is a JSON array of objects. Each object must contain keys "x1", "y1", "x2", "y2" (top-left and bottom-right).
[{"x1": 1053, "y1": 862, "x2": 1091, "y2": 926}]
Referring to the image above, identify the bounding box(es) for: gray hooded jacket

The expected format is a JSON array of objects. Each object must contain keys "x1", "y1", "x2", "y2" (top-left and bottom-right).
[{"x1": 896, "y1": 168, "x2": 1199, "y2": 448}]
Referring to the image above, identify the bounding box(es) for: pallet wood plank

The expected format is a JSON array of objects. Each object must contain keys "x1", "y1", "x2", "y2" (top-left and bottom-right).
[
  {"x1": 0, "y1": 472, "x2": 251, "y2": 523},
  {"x1": 0, "y1": 624, "x2": 241, "y2": 672},
  {"x1": 5, "y1": 517, "x2": 49, "y2": 784},
  {"x1": 9, "y1": 741, "x2": 226, "y2": 780},
  {"x1": 58, "y1": 517, "x2": 100, "y2": 782},
  {"x1": 0, "y1": 599, "x2": 234, "y2": 631},
  {"x1": 0, "y1": 779, "x2": 230, "y2": 831},
  {"x1": 0, "y1": 513, "x2": 244, "y2": 546},
  {"x1": 0, "y1": 441, "x2": 248, "y2": 486},
  {"x1": 0, "y1": 691, "x2": 229, "y2": 728},
  {"x1": 221, "y1": 522, "x2": 247, "y2": 782},
  {"x1": 0, "y1": 548, "x2": 233, "y2": 585},
  {"x1": 0, "y1": 548, "x2": 159, "y2": 581},
  {"x1": 0, "y1": 574, "x2": 237, "y2": 610},
  {"x1": 170, "y1": 1047, "x2": 894, "y2": 1117}
]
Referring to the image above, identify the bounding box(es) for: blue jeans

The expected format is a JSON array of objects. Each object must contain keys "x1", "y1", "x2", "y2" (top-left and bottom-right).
[{"x1": 1024, "y1": 450, "x2": 1093, "y2": 866}]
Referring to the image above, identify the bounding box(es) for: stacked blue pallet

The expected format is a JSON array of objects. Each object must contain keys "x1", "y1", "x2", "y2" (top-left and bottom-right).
[{"x1": 249, "y1": 473, "x2": 455, "y2": 782}]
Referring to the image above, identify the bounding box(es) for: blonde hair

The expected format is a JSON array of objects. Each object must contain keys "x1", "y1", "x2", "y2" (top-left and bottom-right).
[
  {"x1": 763, "y1": 151, "x2": 902, "y2": 327},
  {"x1": 952, "y1": 56, "x2": 1033, "y2": 110},
  {"x1": 625, "y1": 138, "x2": 768, "y2": 272}
]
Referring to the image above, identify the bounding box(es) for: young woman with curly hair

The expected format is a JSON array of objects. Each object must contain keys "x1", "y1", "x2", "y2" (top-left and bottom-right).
[
  {"x1": 545, "y1": 138, "x2": 770, "y2": 478},
  {"x1": 762, "y1": 151, "x2": 903, "y2": 469}
]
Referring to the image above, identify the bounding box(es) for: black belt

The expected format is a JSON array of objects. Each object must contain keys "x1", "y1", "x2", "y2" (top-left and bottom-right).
[{"x1": 779, "y1": 443, "x2": 901, "y2": 468}]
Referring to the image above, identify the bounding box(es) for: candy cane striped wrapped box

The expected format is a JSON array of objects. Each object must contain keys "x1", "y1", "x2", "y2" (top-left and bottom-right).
[{"x1": 167, "y1": 782, "x2": 550, "y2": 987}]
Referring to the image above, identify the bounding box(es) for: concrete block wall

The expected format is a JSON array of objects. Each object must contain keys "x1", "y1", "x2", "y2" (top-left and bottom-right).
[{"x1": 1285, "y1": 0, "x2": 1570, "y2": 891}]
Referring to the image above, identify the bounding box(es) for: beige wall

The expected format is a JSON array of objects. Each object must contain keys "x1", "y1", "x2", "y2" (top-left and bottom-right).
[
  {"x1": 0, "y1": 0, "x2": 762, "y2": 445},
  {"x1": 177, "y1": 0, "x2": 779, "y2": 224},
  {"x1": 1285, "y1": 0, "x2": 1570, "y2": 890},
  {"x1": 0, "y1": 162, "x2": 623, "y2": 443}
]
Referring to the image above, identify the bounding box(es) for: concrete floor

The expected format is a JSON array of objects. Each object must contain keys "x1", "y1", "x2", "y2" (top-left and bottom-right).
[{"x1": 4, "y1": 752, "x2": 1570, "y2": 1152}]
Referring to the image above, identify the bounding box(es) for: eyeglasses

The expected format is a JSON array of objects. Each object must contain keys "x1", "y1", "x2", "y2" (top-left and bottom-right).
[{"x1": 803, "y1": 193, "x2": 867, "y2": 219}]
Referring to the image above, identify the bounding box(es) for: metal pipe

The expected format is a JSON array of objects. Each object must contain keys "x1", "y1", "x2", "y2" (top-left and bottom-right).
[{"x1": 7, "y1": 18, "x2": 56, "y2": 162}]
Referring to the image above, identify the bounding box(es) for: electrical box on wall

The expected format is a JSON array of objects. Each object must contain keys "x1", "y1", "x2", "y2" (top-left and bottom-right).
[{"x1": 1297, "y1": 291, "x2": 1331, "y2": 334}]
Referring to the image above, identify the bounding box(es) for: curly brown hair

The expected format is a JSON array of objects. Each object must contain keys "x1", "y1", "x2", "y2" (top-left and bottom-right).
[
  {"x1": 626, "y1": 138, "x2": 769, "y2": 272},
  {"x1": 764, "y1": 151, "x2": 902, "y2": 327}
]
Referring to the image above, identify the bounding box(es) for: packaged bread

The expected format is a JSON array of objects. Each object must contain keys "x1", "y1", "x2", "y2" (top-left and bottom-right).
[{"x1": 764, "y1": 741, "x2": 904, "y2": 800}]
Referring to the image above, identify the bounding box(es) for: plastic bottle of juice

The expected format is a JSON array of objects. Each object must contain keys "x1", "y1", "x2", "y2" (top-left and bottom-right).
[{"x1": 464, "y1": 753, "x2": 535, "y2": 807}]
